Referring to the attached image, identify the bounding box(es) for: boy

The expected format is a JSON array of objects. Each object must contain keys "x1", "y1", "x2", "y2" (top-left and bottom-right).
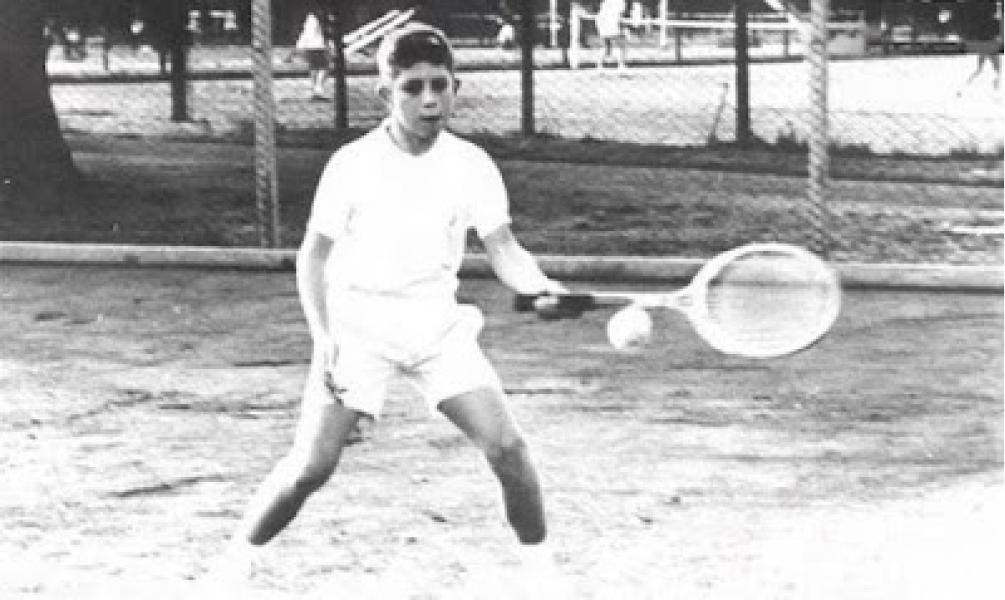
[{"x1": 210, "y1": 22, "x2": 568, "y2": 595}]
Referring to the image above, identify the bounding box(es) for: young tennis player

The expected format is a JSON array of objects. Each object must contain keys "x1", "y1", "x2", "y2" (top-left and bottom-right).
[{"x1": 208, "y1": 22, "x2": 569, "y2": 595}]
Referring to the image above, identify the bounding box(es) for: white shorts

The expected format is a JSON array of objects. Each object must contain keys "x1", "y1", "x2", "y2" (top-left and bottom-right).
[{"x1": 303, "y1": 301, "x2": 502, "y2": 418}]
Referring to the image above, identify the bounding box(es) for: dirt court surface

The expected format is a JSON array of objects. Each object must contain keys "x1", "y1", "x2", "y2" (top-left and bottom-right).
[{"x1": 1, "y1": 265, "x2": 1002, "y2": 599}]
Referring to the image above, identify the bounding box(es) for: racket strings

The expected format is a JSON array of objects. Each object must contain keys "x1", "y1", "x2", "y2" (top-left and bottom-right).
[{"x1": 701, "y1": 254, "x2": 838, "y2": 356}]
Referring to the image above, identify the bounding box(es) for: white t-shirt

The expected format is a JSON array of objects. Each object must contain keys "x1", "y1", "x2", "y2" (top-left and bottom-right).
[{"x1": 307, "y1": 122, "x2": 511, "y2": 303}]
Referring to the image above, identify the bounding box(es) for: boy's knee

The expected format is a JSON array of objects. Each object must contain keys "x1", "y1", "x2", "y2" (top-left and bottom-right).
[{"x1": 484, "y1": 432, "x2": 530, "y2": 466}]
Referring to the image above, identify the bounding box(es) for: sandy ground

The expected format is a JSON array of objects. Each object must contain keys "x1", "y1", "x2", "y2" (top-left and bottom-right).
[{"x1": 1, "y1": 265, "x2": 1001, "y2": 598}]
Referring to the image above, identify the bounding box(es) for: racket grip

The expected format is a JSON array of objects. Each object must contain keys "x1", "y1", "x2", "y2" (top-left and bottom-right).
[
  {"x1": 513, "y1": 293, "x2": 598, "y2": 319},
  {"x1": 513, "y1": 293, "x2": 541, "y2": 312}
]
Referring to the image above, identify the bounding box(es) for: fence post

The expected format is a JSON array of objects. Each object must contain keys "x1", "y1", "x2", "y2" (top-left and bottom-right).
[
  {"x1": 569, "y1": 3, "x2": 581, "y2": 68},
  {"x1": 782, "y1": 3, "x2": 791, "y2": 57},
  {"x1": 520, "y1": 0, "x2": 535, "y2": 136},
  {"x1": 330, "y1": 0, "x2": 347, "y2": 132},
  {"x1": 734, "y1": 0, "x2": 752, "y2": 144},
  {"x1": 674, "y1": 5, "x2": 683, "y2": 61},
  {"x1": 558, "y1": 0, "x2": 571, "y2": 66},
  {"x1": 169, "y1": 0, "x2": 189, "y2": 122},
  {"x1": 658, "y1": 0, "x2": 668, "y2": 48},
  {"x1": 807, "y1": 0, "x2": 829, "y2": 254},
  {"x1": 252, "y1": 0, "x2": 279, "y2": 248},
  {"x1": 549, "y1": 0, "x2": 559, "y2": 47}
]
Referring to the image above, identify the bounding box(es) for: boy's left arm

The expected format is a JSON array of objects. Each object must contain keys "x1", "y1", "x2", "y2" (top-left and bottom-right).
[{"x1": 482, "y1": 224, "x2": 566, "y2": 295}]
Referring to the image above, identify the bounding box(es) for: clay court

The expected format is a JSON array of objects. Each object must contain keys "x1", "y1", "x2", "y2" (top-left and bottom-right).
[{"x1": 1, "y1": 264, "x2": 1001, "y2": 598}]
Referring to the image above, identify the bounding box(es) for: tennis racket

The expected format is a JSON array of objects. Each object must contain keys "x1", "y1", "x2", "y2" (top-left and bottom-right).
[{"x1": 515, "y1": 242, "x2": 841, "y2": 359}]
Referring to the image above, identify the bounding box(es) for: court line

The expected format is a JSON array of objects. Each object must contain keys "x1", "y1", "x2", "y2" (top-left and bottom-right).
[{"x1": 1, "y1": 242, "x2": 1000, "y2": 291}]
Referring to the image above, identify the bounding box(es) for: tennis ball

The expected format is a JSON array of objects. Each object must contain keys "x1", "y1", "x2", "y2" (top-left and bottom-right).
[{"x1": 606, "y1": 305, "x2": 652, "y2": 351}]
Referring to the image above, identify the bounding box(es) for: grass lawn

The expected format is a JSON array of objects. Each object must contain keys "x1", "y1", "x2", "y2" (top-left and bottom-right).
[
  {"x1": 1, "y1": 133, "x2": 1000, "y2": 266},
  {"x1": 6, "y1": 51, "x2": 1003, "y2": 265}
]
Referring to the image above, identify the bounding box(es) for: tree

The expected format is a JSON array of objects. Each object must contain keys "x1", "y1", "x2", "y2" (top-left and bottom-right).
[{"x1": 0, "y1": 0, "x2": 79, "y2": 208}]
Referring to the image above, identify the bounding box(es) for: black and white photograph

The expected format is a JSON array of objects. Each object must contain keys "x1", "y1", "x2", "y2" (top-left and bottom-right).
[{"x1": 1, "y1": 1, "x2": 1002, "y2": 598}]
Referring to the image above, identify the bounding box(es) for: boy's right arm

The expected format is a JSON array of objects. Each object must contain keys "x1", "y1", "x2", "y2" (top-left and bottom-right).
[{"x1": 296, "y1": 230, "x2": 334, "y2": 354}]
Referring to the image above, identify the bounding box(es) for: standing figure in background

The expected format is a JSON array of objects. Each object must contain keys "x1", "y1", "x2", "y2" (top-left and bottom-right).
[
  {"x1": 495, "y1": 15, "x2": 517, "y2": 50},
  {"x1": 596, "y1": 0, "x2": 627, "y2": 70},
  {"x1": 296, "y1": 10, "x2": 331, "y2": 101},
  {"x1": 63, "y1": 23, "x2": 87, "y2": 61},
  {"x1": 628, "y1": 1, "x2": 645, "y2": 39},
  {"x1": 129, "y1": 15, "x2": 144, "y2": 53},
  {"x1": 959, "y1": 16, "x2": 1002, "y2": 94},
  {"x1": 144, "y1": 1, "x2": 174, "y2": 75}
]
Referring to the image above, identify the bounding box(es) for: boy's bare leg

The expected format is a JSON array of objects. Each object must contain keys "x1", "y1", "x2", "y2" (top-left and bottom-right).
[
  {"x1": 438, "y1": 387, "x2": 546, "y2": 544},
  {"x1": 236, "y1": 400, "x2": 363, "y2": 546},
  {"x1": 440, "y1": 388, "x2": 570, "y2": 596},
  {"x1": 203, "y1": 400, "x2": 361, "y2": 588}
]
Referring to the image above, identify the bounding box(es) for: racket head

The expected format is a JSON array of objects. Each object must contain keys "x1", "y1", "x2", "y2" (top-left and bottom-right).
[{"x1": 682, "y1": 242, "x2": 841, "y2": 358}]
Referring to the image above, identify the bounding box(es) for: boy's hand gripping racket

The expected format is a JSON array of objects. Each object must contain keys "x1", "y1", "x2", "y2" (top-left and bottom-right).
[{"x1": 515, "y1": 242, "x2": 841, "y2": 359}]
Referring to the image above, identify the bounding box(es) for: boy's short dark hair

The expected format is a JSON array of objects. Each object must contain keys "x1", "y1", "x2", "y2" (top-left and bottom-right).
[{"x1": 376, "y1": 23, "x2": 455, "y2": 81}]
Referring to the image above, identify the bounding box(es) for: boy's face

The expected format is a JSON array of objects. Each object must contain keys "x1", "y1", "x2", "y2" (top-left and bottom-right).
[{"x1": 381, "y1": 62, "x2": 458, "y2": 146}]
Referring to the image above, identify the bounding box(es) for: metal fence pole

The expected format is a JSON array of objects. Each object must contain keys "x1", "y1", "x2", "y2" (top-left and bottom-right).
[
  {"x1": 658, "y1": 0, "x2": 668, "y2": 48},
  {"x1": 734, "y1": 0, "x2": 751, "y2": 144},
  {"x1": 569, "y1": 3, "x2": 582, "y2": 69},
  {"x1": 330, "y1": 0, "x2": 347, "y2": 132},
  {"x1": 520, "y1": 0, "x2": 535, "y2": 136},
  {"x1": 673, "y1": 5, "x2": 682, "y2": 61},
  {"x1": 807, "y1": 0, "x2": 830, "y2": 255},
  {"x1": 252, "y1": 0, "x2": 279, "y2": 247},
  {"x1": 549, "y1": 0, "x2": 559, "y2": 47},
  {"x1": 169, "y1": 0, "x2": 189, "y2": 122}
]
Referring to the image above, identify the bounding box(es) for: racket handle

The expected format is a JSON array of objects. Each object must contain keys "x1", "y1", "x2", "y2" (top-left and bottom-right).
[
  {"x1": 513, "y1": 293, "x2": 541, "y2": 312},
  {"x1": 513, "y1": 293, "x2": 599, "y2": 319}
]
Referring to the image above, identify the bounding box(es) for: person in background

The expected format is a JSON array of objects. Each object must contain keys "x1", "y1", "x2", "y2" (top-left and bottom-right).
[
  {"x1": 496, "y1": 15, "x2": 517, "y2": 50},
  {"x1": 596, "y1": 0, "x2": 628, "y2": 70},
  {"x1": 958, "y1": 16, "x2": 1002, "y2": 94},
  {"x1": 296, "y1": 9, "x2": 332, "y2": 100}
]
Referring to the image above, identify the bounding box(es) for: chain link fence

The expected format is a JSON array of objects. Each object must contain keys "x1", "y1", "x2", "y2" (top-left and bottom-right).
[{"x1": 34, "y1": 3, "x2": 1004, "y2": 266}]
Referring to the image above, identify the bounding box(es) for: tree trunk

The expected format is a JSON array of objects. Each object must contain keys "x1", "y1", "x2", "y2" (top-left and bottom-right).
[{"x1": 0, "y1": 0, "x2": 79, "y2": 207}]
